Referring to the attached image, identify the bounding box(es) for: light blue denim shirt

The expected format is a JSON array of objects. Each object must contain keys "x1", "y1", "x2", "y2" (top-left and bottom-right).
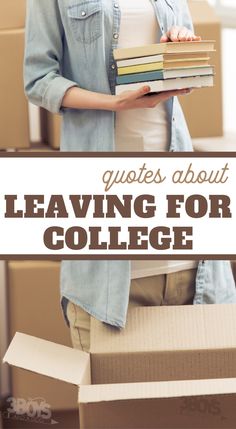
[{"x1": 25, "y1": 0, "x2": 236, "y2": 328}]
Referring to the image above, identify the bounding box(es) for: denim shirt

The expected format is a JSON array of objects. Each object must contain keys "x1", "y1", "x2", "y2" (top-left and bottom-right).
[{"x1": 25, "y1": 0, "x2": 236, "y2": 328}]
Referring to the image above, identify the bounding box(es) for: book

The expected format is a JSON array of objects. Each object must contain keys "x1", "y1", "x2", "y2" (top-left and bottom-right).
[
  {"x1": 113, "y1": 40, "x2": 215, "y2": 61},
  {"x1": 117, "y1": 70, "x2": 163, "y2": 85},
  {"x1": 118, "y1": 59, "x2": 211, "y2": 75},
  {"x1": 118, "y1": 62, "x2": 164, "y2": 76},
  {"x1": 116, "y1": 67, "x2": 214, "y2": 85},
  {"x1": 115, "y1": 74, "x2": 214, "y2": 95},
  {"x1": 116, "y1": 52, "x2": 211, "y2": 68},
  {"x1": 162, "y1": 59, "x2": 210, "y2": 69}
]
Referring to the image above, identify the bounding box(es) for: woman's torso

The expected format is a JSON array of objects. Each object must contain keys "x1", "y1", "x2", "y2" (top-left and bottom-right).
[
  {"x1": 115, "y1": 0, "x2": 170, "y2": 152},
  {"x1": 25, "y1": 1, "x2": 236, "y2": 329}
]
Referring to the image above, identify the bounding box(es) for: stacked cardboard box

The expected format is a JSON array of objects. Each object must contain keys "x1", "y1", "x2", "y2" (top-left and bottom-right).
[
  {"x1": 7, "y1": 261, "x2": 77, "y2": 411},
  {"x1": 41, "y1": 109, "x2": 61, "y2": 150},
  {"x1": 0, "y1": 1, "x2": 30, "y2": 149},
  {"x1": 0, "y1": 1, "x2": 26, "y2": 30},
  {"x1": 181, "y1": 0, "x2": 223, "y2": 138},
  {"x1": 4, "y1": 304, "x2": 236, "y2": 428}
]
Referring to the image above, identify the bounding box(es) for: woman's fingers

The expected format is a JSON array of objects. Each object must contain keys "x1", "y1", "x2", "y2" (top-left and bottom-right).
[
  {"x1": 122, "y1": 85, "x2": 151, "y2": 101},
  {"x1": 116, "y1": 86, "x2": 151, "y2": 110},
  {"x1": 178, "y1": 27, "x2": 191, "y2": 41},
  {"x1": 116, "y1": 87, "x2": 192, "y2": 111},
  {"x1": 160, "y1": 32, "x2": 170, "y2": 43},
  {"x1": 193, "y1": 34, "x2": 202, "y2": 41},
  {"x1": 160, "y1": 26, "x2": 202, "y2": 43},
  {"x1": 135, "y1": 88, "x2": 191, "y2": 108},
  {"x1": 168, "y1": 26, "x2": 180, "y2": 42}
]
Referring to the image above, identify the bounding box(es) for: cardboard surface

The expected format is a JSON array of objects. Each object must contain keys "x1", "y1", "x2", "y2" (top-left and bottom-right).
[
  {"x1": 79, "y1": 393, "x2": 236, "y2": 429},
  {"x1": 41, "y1": 109, "x2": 61, "y2": 149},
  {"x1": 0, "y1": 1, "x2": 26, "y2": 30},
  {"x1": 17, "y1": 142, "x2": 58, "y2": 152},
  {"x1": 90, "y1": 305, "x2": 236, "y2": 385},
  {"x1": 4, "y1": 332, "x2": 90, "y2": 386},
  {"x1": 4, "y1": 304, "x2": 236, "y2": 428},
  {"x1": 0, "y1": 29, "x2": 30, "y2": 148},
  {"x1": 79, "y1": 379, "x2": 236, "y2": 429},
  {"x1": 180, "y1": 1, "x2": 223, "y2": 138}
]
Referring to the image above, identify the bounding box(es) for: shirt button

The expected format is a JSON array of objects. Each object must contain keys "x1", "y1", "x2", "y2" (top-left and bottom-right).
[
  {"x1": 114, "y1": 3, "x2": 119, "y2": 8},
  {"x1": 81, "y1": 11, "x2": 86, "y2": 17},
  {"x1": 111, "y1": 64, "x2": 116, "y2": 70},
  {"x1": 173, "y1": 117, "x2": 175, "y2": 122},
  {"x1": 113, "y1": 33, "x2": 119, "y2": 39}
]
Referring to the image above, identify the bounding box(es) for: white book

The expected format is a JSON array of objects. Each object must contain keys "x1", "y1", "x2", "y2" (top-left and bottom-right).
[
  {"x1": 162, "y1": 66, "x2": 214, "y2": 79},
  {"x1": 117, "y1": 55, "x2": 164, "y2": 67},
  {"x1": 115, "y1": 74, "x2": 214, "y2": 95}
]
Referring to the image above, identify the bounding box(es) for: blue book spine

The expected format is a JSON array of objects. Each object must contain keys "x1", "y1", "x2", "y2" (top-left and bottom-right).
[{"x1": 116, "y1": 70, "x2": 164, "y2": 85}]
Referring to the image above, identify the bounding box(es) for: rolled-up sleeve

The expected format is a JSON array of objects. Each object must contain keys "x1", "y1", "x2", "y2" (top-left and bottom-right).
[{"x1": 24, "y1": 0, "x2": 78, "y2": 114}]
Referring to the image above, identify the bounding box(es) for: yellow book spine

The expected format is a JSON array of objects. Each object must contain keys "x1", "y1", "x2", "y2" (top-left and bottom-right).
[{"x1": 118, "y1": 62, "x2": 164, "y2": 76}]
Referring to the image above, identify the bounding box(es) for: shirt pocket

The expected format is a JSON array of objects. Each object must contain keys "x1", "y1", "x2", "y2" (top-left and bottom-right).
[{"x1": 67, "y1": 0, "x2": 102, "y2": 44}]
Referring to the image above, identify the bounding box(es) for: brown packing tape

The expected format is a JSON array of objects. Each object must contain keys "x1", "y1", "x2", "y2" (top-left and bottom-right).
[
  {"x1": 180, "y1": 1, "x2": 223, "y2": 138},
  {"x1": 0, "y1": 1, "x2": 26, "y2": 30},
  {"x1": 0, "y1": 29, "x2": 30, "y2": 149}
]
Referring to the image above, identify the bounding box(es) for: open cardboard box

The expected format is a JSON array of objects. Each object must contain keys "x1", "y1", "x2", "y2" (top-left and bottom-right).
[{"x1": 3, "y1": 304, "x2": 236, "y2": 428}]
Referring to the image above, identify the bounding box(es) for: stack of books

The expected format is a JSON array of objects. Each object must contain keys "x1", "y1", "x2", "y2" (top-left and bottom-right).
[{"x1": 114, "y1": 41, "x2": 215, "y2": 95}]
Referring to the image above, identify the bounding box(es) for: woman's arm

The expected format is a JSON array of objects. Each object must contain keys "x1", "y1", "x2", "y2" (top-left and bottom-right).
[
  {"x1": 24, "y1": 0, "x2": 191, "y2": 114},
  {"x1": 24, "y1": 0, "x2": 79, "y2": 114},
  {"x1": 61, "y1": 85, "x2": 191, "y2": 112}
]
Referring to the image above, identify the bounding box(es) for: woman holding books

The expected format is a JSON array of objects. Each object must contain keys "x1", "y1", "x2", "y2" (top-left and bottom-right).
[{"x1": 24, "y1": 0, "x2": 236, "y2": 352}]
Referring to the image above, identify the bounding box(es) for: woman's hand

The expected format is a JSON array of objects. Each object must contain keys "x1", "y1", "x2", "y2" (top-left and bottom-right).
[
  {"x1": 113, "y1": 85, "x2": 191, "y2": 111},
  {"x1": 160, "y1": 26, "x2": 201, "y2": 43},
  {"x1": 62, "y1": 85, "x2": 191, "y2": 112}
]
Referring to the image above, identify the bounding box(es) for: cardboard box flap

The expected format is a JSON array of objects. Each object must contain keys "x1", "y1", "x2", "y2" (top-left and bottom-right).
[
  {"x1": 79, "y1": 378, "x2": 236, "y2": 404},
  {"x1": 91, "y1": 305, "x2": 236, "y2": 354},
  {"x1": 3, "y1": 332, "x2": 90, "y2": 386}
]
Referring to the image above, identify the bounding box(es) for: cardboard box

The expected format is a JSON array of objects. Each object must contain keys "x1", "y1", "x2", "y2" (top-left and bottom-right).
[
  {"x1": 0, "y1": 1, "x2": 26, "y2": 30},
  {"x1": 231, "y1": 261, "x2": 236, "y2": 284},
  {"x1": 4, "y1": 304, "x2": 236, "y2": 428},
  {"x1": 41, "y1": 109, "x2": 61, "y2": 150},
  {"x1": 7, "y1": 261, "x2": 77, "y2": 411},
  {"x1": 17, "y1": 142, "x2": 59, "y2": 152},
  {"x1": 180, "y1": 1, "x2": 223, "y2": 138},
  {"x1": 0, "y1": 29, "x2": 30, "y2": 149}
]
